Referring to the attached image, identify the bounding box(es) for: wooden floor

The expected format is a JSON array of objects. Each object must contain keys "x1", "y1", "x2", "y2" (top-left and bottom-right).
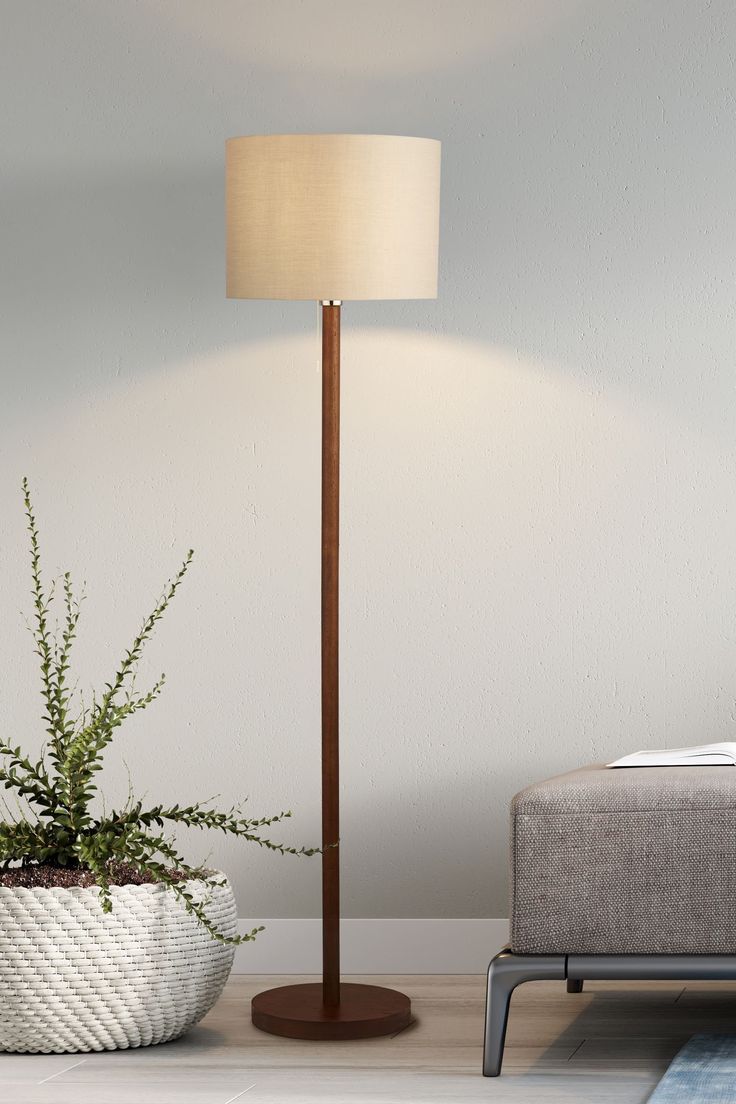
[{"x1": 2, "y1": 974, "x2": 736, "y2": 1102}]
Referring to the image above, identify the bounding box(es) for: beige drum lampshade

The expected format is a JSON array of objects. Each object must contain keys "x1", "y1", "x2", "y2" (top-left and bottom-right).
[{"x1": 226, "y1": 133, "x2": 440, "y2": 301}]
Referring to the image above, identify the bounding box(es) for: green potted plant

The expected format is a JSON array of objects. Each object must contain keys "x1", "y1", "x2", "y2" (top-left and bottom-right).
[{"x1": 0, "y1": 480, "x2": 315, "y2": 1053}]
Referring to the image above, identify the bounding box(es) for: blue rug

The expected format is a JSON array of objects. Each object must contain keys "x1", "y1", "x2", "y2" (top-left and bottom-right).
[{"x1": 649, "y1": 1035, "x2": 736, "y2": 1102}]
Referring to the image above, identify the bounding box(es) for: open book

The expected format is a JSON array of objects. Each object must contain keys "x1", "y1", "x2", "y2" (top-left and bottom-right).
[{"x1": 609, "y1": 743, "x2": 736, "y2": 768}]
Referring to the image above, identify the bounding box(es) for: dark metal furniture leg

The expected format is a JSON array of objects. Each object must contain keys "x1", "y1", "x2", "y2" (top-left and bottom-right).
[
  {"x1": 483, "y1": 951, "x2": 736, "y2": 1077},
  {"x1": 482, "y1": 951, "x2": 566, "y2": 1076}
]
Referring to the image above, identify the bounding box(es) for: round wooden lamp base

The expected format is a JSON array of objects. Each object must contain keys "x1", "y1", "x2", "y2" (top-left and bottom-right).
[{"x1": 251, "y1": 982, "x2": 412, "y2": 1041}]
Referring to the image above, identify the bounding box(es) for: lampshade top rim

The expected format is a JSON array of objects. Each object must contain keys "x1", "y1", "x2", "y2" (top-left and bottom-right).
[{"x1": 226, "y1": 132, "x2": 440, "y2": 144}]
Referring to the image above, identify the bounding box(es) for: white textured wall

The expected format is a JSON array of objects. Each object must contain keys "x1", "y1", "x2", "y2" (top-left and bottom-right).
[{"x1": 2, "y1": 1, "x2": 736, "y2": 919}]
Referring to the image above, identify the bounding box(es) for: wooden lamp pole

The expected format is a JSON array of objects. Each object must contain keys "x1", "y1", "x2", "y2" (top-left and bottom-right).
[
  {"x1": 226, "y1": 133, "x2": 440, "y2": 1041},
  {"x1": 250, "y1": 301, "x2": 412, "y2": 1038},
  {"x1": 320, "y1": 300, "x2": 341, "y2": 1010}
]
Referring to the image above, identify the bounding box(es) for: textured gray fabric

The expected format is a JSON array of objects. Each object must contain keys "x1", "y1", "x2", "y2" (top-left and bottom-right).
[{"x1": 511, "y1": 764, "x2": 736, "y2": 954}]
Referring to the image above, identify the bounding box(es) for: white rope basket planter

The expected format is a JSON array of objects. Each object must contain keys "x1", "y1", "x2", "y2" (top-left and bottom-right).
[{"x1": 0, "y1": 873, "x2": 237, "y2": 1053}]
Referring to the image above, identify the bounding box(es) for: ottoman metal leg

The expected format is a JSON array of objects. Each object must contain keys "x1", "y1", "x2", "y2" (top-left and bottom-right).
[
  {"x1": 482, "y1": 950, "x2": 566, "y2": 1076},
  {"x1": 484, "y1": 951, "x2": 736, "y2": 1076}
]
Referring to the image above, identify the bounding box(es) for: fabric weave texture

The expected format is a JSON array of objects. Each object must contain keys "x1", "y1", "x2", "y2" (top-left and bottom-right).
[{"x1": 511, "y1": 764, "x2": 736, "y2": 954}]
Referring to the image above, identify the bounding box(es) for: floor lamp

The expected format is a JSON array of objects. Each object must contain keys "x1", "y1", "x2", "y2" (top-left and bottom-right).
[{"x1": 226, "y1": 133, "x2": 441, "y2": 1040}]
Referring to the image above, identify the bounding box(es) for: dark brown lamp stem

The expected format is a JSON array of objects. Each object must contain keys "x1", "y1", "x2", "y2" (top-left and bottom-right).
[
  {"x1": 320, "y1": 301, "x2": 341, "y2": 1007},
  {"x1": 250, "y1": 301, "x2": 411, "y2": 1041}
]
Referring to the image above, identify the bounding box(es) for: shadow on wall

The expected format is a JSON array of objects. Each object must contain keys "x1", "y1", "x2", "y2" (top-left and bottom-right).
[
  {"x1": 0, "y1": 168, "x2": 300, "y2": 414},
  {"x1": 3, "y1": 330, "x2": 736, "y2": 916},
  {"x1": 192, "y1": 762, "x2": 521, "y2": 921}
]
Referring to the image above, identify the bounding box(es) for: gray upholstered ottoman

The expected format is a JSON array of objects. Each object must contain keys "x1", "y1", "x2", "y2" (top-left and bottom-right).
[{"x1": 484, "y1": 763, "x2": 736, "y2": 1076}]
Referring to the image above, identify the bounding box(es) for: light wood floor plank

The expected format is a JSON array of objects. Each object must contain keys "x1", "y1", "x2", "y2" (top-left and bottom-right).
[
  {"x1": 3, "y1": 973, "x2": 730, "y2": 1102},
  {"x1": 0, "y1": 1086, "x2": 256, "y2": 1104}
]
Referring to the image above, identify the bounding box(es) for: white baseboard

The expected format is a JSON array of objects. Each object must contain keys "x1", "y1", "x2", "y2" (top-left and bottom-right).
[{"x1": 232, "y1": 918, "x2": 508, "y2": 974}]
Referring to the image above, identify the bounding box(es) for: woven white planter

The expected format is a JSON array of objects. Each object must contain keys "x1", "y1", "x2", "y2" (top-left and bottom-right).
[{"x1": 0, "y1": 873, "x2": 237, "y2": 1053}]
